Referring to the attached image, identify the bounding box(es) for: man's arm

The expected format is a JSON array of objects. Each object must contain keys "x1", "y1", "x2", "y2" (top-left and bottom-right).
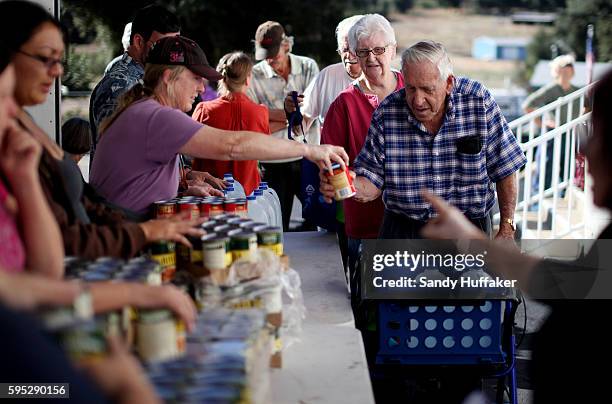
[
  {"x1": 269, "y1": 108, "x2": 288, "y2": 134},
  {"x1": 495, "y1": 173, "x2": 517, "y2": 240},
  {"x1": 354, "y1": 175, "x2": 382, "y2": 203}
]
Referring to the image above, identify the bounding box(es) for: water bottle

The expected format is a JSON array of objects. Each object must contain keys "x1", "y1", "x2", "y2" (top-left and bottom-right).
[
  {"x1": 224, "y1": 185, "x2": 237, "y2": 198},
  {"x1": 223, "y1": 173, "x2": 245, "y2": 198},
  {"x1": 254, "y1": 189, "x2": 275, "y2": 226},
  {"x1": 259, "y1": 182, "x2": 282, "y2": 228},
  {"x1": 247, "y1": 194, "x2": 270, "y2": 224}
]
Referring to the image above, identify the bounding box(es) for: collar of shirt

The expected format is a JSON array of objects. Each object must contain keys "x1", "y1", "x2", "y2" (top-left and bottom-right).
[{"x1": 260, "y1": 53, "x2": 303, "y2": 79}]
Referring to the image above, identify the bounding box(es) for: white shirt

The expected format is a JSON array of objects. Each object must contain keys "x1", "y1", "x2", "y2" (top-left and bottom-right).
[
  {"x1": 302, "y1": 62, "x2": 355, "y2": 126},
  {"x1": 248, "y1": 53, "x2": 320, "y2": 163}
]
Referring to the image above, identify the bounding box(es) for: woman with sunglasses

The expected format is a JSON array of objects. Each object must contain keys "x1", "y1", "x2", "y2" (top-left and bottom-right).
[{"x1": 321, "y1": 14, "x2": 404, "y2": 313}]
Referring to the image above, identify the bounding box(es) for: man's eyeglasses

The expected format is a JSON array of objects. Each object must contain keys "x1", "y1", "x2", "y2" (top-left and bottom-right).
[
  {"x1": 17, "y1": 50, "x2": 63, "y2": 70},
  {"x1": 355, "y1": 45, "x2": 389, "y2": 58}
]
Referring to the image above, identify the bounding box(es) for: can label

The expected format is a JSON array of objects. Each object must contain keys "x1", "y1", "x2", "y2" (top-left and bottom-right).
[
  {"x1": 230, "y1": 233, "x2": 257, "y2": 262},
  {"x1": 155, "y1": 202, "x2": 176, "y2": 219},
  {"x1": 202, "y1": 239, "x2": 231, "y2": 270},
  {"x1": 260, "y1": 243, "x2": 283, "y2": 256},
  {"x1": 236, "y1": 202, "x2": 248, "y2": 218},
  {"x1": 136, "y1": 317, "x2": 178, "y2": 362},
  {"x1": 230, "y1": 297, "x2": 263, "y2": 310},
  {"x1": 151, "y1": 253, "x2": 176, "y2": 282},
  {"x1": 179, "y1": 203, "x2": 200, "y2": 220},
  {"x1": 224, "y1": 201, "x2": 238, "y2": 213},
  {"x1": 209, "y1": 204, "x2": 224, "y2": 217},
  {"x1": 326, "y1": 165, "x2": 356, "y2": 201},
  {"x1": 199, "y1": 202, "x2": 211, "y2": 218},
  {"x1": 175, "y1": 320, "x2": 186, "y2": 354}
]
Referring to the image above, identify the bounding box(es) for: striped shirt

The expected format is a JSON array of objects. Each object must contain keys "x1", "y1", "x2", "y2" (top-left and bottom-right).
[{"x1": 354, "y1": 77, "x2": 527, "y2": 220}]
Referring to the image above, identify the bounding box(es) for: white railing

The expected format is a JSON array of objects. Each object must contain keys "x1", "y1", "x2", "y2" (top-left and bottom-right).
[{"x1": 505, "y1": 83, "x2": 596, "y2": 239}]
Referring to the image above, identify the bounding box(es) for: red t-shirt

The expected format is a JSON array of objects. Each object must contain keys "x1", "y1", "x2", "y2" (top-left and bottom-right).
[
  {"x1": 192, "y1": 93, "x2": 270, "y2": 196},
  {"x1": 322, "y1": 72, "x2": 404, "y2": 239}
]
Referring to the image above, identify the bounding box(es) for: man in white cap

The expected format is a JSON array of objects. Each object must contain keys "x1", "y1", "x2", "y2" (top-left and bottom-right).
[
  {"x1": 522, "y1": 54, "x2": 581, "y2": 195},
  {"x1": 247, "y1": 21, "x2": 320, "y2": 231}
]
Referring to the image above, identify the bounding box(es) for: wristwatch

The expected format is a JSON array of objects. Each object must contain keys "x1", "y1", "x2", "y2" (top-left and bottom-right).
[{"x1": 502, "y1": 218, "x2": 516, "y2": 231}]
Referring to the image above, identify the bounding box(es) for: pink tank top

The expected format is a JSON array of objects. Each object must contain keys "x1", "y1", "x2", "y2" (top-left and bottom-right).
[{"x1": 0, "y1": 180, "x2": 26, "y2": 272}]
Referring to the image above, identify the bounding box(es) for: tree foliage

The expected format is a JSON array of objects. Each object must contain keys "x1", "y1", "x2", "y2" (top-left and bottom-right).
[
  {"x1": 62, "y1": 0, "x2": 406, "y2": 69},
  {"x1": 554, "y1": 0, "x2": 612, "y2": 62}
]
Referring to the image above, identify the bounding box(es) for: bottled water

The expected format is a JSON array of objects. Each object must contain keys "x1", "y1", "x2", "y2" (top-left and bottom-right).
[
  {"x1": 223, "y1": 173, "x2": 245, "y2": 198},
  {"x1": 258, "y1": 182, "x2": 282, "y2": 228},
  {"x1": 254, "y1": 189, "x2": 275, "y2": 226},
  {"x1": 247, "y1": 194, "x2": 270, "y2": 224}
]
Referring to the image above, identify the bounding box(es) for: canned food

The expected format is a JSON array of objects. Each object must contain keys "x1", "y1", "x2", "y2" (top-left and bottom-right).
[
  {"x1": 178, "y1": 201, "x2": 200, "y2": 220},
  {"x1": 199, "y1": 202, "x2": 211, "y2": 218},
  {"x1": 256, "y1": 226, "x2": 283, "y2": 256},
  {"x1": 224, "y1": 198, "x2": 239, "y2": 215},
  {"x1": 154, "y1": 200, "x2": 177, "y2": 218},
  {"x1": 228, "y1": 217, "x2": 253, "y2": 226},
  {"x1": 136, "y1": 309, "x2": 180, "y2": 362},
  {"x1": 201, "y1": 235, "x2": 232, "y2": 270},
  {"x1": 148, "y1": 241, "x2": 176, "y2": 282},
  {"x1": 201, "y1": 220, "x2": 217, "y2": 232},
  {"x1": 58, "y1": 319, "x2": 107, "y2": 361},
  {"x1": 235, "y1": 198, "x2": 248, "y2": 218},
  {"x1": 213, "y1": 224, "x2": 231, "y2": 233},
  {"x1": 240, "y1": 221, "x2": 266, "y2": 230},
  {"x1": 230, "y1": 231, "x2": 257, "y2": 262},
  {"x1": 208, "y1": 201, "x2": 224, "y2": 217},
  {"x1": 325, "y1": 162, "x2": 356, "y2": 201},
  {"x1": 176, "y1": 235, "x2": 203, "y2": 274}
]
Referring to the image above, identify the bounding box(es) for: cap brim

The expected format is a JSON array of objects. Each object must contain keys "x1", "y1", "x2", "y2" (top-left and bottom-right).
[
  {"x1": 189, "y1": 64, "x2": 222, "y2": 82},
  {"x1": 255, "y1": 44, "x2": 280, "y2": 61}
]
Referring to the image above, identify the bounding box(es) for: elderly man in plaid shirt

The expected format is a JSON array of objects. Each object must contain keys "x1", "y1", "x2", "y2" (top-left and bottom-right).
[{"x1": 322, "y1": 40, "x2": 526, "y2": 239}]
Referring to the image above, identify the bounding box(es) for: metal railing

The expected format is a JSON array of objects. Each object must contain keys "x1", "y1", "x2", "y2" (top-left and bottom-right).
[{"x1": 505, "y1": 83, "x2": 596, "y2": 239}]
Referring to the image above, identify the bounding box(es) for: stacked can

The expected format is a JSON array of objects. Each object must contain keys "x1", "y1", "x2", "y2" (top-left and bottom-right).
[
  {"x1": 153, "y1": 196, "x2": 248, "y2": 220},
  {"x1": 64, "y1": 256, "x2": 163, "y2": 286},
  {"x1": 144, "y1": 308, "x2": 270, "y2": 403}
]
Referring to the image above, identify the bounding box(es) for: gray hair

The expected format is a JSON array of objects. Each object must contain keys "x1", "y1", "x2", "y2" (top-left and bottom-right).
[
  {"x1": 336, "y1": 15, "x2": 363, "y2": 51},
  {"x1": 401, "y1": 40, "x2": 453, "y2": 81},
  {"x1": 348, "y1": 14, "x2": 396, "y2": 53}
]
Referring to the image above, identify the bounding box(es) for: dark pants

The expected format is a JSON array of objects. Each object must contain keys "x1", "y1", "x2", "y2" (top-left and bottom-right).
[
  {"x1": 336, "y1": 220, "x2": 349, "y2": 281},
  {"x1": 347, "y1": 237, "x2": 362, "y2": 313},
  {"x1": 261, "y1": 160, "x2": 302, "y2": 231},
  {"x1": 378, "y1": 210, "x2": 492, "y2": 239}
]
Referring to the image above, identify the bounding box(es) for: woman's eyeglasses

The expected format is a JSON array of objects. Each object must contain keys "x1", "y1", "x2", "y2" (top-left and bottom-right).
[
  {"x1": 355, "y1": 45, "x2": 389, "y2": 58},
  {"x1": 17, "y1": 50, "x2": 64, "y2": 70}
]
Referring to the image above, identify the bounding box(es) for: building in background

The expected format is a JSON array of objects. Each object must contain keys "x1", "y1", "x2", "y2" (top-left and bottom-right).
[{"x1": 472, "y1": 36, "x2": 529, "y2": 61}]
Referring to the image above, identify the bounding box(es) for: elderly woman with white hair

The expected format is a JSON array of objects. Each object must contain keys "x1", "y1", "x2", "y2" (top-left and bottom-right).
[
  {"x1": 321, "y1": 14, "x2": 404, "y2": 310},
  {"x1": 288, "y1": 14, "x2": 364, "y2": 130}
]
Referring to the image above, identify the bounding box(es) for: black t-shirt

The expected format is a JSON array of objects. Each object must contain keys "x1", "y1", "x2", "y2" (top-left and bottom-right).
[{"x1": 530, "y1": 224, "x2": 612, "y2": 403}]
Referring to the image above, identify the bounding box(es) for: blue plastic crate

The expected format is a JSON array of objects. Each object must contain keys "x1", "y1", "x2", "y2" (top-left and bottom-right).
[{"x1": 376, "y1": 301, "x2": 506, "y2": 365}]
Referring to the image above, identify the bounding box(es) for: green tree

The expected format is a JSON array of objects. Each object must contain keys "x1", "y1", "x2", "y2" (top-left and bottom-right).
[
  {"x1": 62, "y1": 0, "x2": 402, "y2": 69},
  {"x1": 554, "y1": 0, "x2": 612, "y2": 62}
]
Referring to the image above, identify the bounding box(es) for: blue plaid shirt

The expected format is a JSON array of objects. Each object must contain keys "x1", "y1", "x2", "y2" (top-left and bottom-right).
[
  {"x1": 89, "y1": 53, "x2": 144, "y2": 159},
  {"x1": 354, "y1": 77, "x2": 527, "y2": 221}
]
